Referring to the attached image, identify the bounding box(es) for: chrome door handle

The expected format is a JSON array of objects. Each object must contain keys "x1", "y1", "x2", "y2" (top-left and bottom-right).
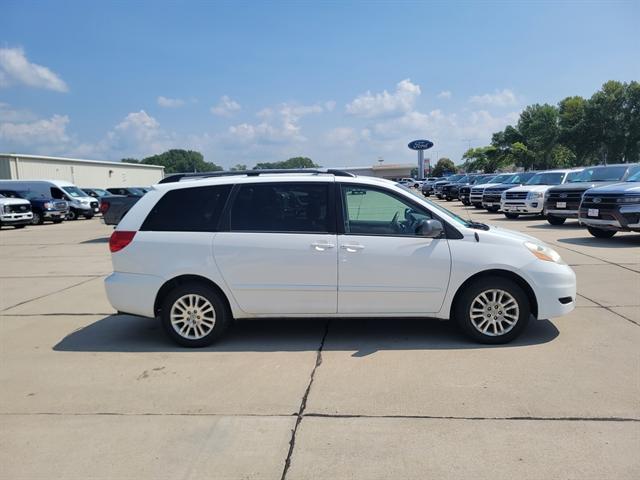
[
  {"x1": 311, "y1": 242, "x2": 335, "y2": 251},
  {"x1": 341, "y1": 244, "x2": 365, "y2": 252}
]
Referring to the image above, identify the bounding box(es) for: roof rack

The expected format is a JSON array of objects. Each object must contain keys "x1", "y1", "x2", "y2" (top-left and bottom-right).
[{"x1": 159, "y1": 168, "x2": 356, "y2": 184}]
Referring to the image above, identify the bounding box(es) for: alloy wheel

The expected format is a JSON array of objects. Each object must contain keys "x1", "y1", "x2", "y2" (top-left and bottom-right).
[
  {"x1": 170, "y1": 294, "x2": 216, "y2": 339},
  {"x1": 469, "y1": 289, "x2": 520, "y2": 336}
]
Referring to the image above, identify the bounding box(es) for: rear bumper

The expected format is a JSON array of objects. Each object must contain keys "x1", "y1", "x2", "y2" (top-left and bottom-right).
[{"x1": 104, "y1": 272, "x2": 164, "y2": 318}]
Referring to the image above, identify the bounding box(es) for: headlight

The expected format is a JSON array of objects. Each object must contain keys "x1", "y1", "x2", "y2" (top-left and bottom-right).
[
  {"x1": 44, "y1": 202, "x2": 51, "y2": 208},
  {"x1": 527, "y1": 191, "x2": 544, "y2": 199},
  {"x1": 616, "y1": 196, "x2": 640, "y2": 203},
  {"x1": 524, "y1": 241, "x2": 563, "y2": 263}
]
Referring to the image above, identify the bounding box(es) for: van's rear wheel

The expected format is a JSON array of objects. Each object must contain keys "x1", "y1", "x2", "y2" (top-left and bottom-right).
[
  {"x1": 454, "y1": 277, "x2": 530, "y2": 344},
  {"x1": 160, "y1": 282, "x2": 230, "y2": 347},
  {"x1": 504, "y1": 212, "x2": 519, "y2": 219}
]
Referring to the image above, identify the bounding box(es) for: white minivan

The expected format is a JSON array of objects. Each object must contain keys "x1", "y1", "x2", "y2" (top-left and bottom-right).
[{"x1": 105, "y1": 170, "x2": 576, "y2": 347}]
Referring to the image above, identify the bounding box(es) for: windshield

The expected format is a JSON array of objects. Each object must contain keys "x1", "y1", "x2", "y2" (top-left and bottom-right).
[
  {"x1": 62, "y1": 186, "x2": 88, "y2": 197},
  {"x1": 128, "y1": 188, "x2": 146, "y2": 195},
  {"x1": 626, "y1": 169, "x2": 640, "y2": 182},
  {"x1": 505, "y1": 172, "x2": 536, "y2": 184},
  {"x1": 570, "y1": 166, "x2": 627, "y2": 182},
  {"x1": 87, "y1": 188, "x2": 109, "y2": 196},
  {"x1": 445, "y1": 174, "x2": 464, "y2": 182},
  {"x1": 490, "y1": 174, "x2": 513, "y2": 184},
  {"x1": 397, "y1": 184, "x2": 471, "y2": 227},
  {"x1": 526, "y1": 172, "x2": 566, "y2": 185}
]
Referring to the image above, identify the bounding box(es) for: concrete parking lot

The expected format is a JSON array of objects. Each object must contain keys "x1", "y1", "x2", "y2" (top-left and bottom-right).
[{"x1": 1, "y1": 202, "x2": 639, "y2": 479}]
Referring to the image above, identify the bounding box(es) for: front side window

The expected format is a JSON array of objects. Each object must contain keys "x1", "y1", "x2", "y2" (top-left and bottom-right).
[
  {"x1": 342, "y1": 185, "x2": 431, "y2": 236},
  {"x1": 141, "y1": 184, "x2": 231, "y2": 232},
  {"x1": 229, "y1": 183, "x2": 330, "y2": 233},
  {"x1": 572, "y1": 166, "x2": 627, "y2": 182}
]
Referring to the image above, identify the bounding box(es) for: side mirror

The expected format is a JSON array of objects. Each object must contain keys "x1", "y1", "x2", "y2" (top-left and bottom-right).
[{"x1": 416, "y1": 219, "x2": 444, "y2": 238}]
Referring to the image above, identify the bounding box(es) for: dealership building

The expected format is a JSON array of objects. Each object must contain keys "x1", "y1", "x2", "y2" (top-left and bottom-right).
[{"x1": 0, "y1": 153, "x2": 165, "y2": 187}]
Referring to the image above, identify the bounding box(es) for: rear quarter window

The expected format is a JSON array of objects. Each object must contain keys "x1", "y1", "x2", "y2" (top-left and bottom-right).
[{"x1": 141, "y1": 185, "x2": 232, "y2": 232}]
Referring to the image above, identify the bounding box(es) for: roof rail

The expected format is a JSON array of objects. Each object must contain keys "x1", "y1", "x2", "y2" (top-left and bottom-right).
[{"x1": 159, "y1": 168, "x2": 356, "y2": 184}]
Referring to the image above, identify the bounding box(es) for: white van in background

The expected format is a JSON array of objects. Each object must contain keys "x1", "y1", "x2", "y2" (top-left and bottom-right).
[{"x1": 0, "y1": 180, "x2": 98, "y2": 220}]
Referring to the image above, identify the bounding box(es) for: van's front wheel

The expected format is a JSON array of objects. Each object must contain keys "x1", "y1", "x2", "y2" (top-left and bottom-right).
[
  {"x1": 454, "y1": 277, "x2": 530, "y2": 344},
  {"x1": 160, "y1": 282, "x2": 231, "y2": 347}
]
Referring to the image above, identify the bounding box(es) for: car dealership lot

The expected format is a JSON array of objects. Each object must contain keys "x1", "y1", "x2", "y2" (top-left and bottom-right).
[{"x1": 1, "y1": 206, "x2": 639, "y2": 479}]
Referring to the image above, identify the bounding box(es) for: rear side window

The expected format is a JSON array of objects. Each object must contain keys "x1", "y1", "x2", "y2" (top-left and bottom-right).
[
  {"x1": 229, "y1": 183, "x2": 331, "y2": 233},
  {"x1": 141, "y1": 185, "x2": 231, "y2": 232}
]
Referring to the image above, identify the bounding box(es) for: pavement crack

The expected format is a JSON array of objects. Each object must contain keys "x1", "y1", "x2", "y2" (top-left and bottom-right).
[
  {"x1": 303, "y1": 413, "x2": 640, "y2": 422},
  {"x1": 280, "y1": 319, "x2": 330, "y2": 480},
  {"x1": 577, "y1": 293, "x2": 640, "y2": 326}
]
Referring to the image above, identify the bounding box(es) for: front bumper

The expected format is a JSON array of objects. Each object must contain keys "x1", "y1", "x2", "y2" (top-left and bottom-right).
[
  {"x1": 578, "y1": 204, "x2": 640, "y2": 232},
  {"x1": 1, "y1": 212, "x2": 33, "y2": 225},
  {"x1": 501, "y1": 199, "x2": 543, "y2": 214},
  {"x1": 105, "y1": 271, "x2": 165, "y2": 318},
  {"x1": 43, "y1": 209, "x2": 68, "y2": 219},
  {"x1": 545, "y1": 208, "x2": 579, "y2": 219},
  {"x1": 528, "y1": 262, "x2": 577, "y2": 319}
]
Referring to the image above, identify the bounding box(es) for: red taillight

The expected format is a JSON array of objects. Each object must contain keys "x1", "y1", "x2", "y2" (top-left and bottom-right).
[
  {"x1": 109, "y1": 230, "x2": 136, "y2": 253},
  {"x1": 100, "y1": 201, "x2": 110, "y2": 214}
]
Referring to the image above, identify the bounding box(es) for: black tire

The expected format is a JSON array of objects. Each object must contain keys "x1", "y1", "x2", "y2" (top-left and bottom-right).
[
  {"x1": 454, "y1": 276, "x2": 531, "y2": 344},
  {"x1": 14, "y1": 224, "x2": 26, "y2": 229},
  {"x1": 83, "y1": 213, "x2": 94, "y2": 219},
  {"x1": 52, "y1": 218, "x2": 64, "y2": 224},
  {"x1": 445, "y1": 196, "x2": 452, "y2": 201},
  {"x1": 504, "y1": 212, "x2": 519, "y2": 219},
  {"x1": 160, "y1": 282, "x2": 231, "y2": 347},
  {"x1": 31, "y1": 212, "x2": 43, "y2": 225},
  {"x1": 546, "y1": 215, "x2": 566, "y2": 225},
  {"x1": 473, "y1": 203, "x2": 482, "y2": 209},
  {"x1": 67, "y1": 209, "x2": 77, "y2": 220},
  {"x1": 486, "y1": 206, "x2": 500, "y2": 212},
  {"x1": 587, "y1": 227, "x2": 616, "y2": 239}
]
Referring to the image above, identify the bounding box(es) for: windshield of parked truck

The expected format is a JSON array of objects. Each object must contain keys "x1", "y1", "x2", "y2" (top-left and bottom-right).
[
  {"x1": 489, "y1": 174, "x2": 513, "y2": 184},
  {"x1": 62, "y1": 186, "x2": 88, "y2": 197},
  {"x1": 504, "y1": 172, "x2": 535, "y2": 184},
  {"x1": 128, "y1": 188, "x2": 147, "y2": 196},
  {"x1": 570, "y1": 166, "x2": 627, "y2": 182},
  {"x1": 90, "y1": 188, "x2": 110, "y2": 196},
  {"x1": 526, "y1": 172, "x2": 566, "y2": 185},
  {"x1": 445, "y1": 174, "x2": 464, "y2": 182},
  {"x1": 626, "y1": 169, "x2": 640, "y2": 182}
]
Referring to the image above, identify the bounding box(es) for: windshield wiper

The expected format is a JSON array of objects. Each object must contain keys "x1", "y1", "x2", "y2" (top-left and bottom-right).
[{"x1": 467, "y1": 221, "x2": 490, "y2": 231}]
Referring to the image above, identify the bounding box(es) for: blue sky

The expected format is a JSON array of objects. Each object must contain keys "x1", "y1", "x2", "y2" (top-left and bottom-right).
[{"x1": 1, "y1": 1, "x2": 638, "y2": 168}]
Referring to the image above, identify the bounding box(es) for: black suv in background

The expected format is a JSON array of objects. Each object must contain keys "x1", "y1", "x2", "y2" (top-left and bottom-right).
[
  {"x1": 434, "y1": 174, "x2": 465, "y2": 199},
  {"x1": 106, "y1": 187, "x2": 148, "y2": 197},
  {"x1": 578, "y1": 169, "x2": 640, "y2": 238},
  {"x1": 481, "y1": 171, "x2": 538, "y2": 211},
  {"x1": 0, "y1": 189, "x2": 68, "y2": 225},
  {"x1": 457, "y1": 174, "x2": 495, "y2": 205},
  {"x1": 544, "y1": 164, "x2": 640, "y2": 225}
]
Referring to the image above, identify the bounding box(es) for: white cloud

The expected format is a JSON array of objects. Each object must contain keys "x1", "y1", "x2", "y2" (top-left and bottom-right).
[
  {"x1": 103, "y1": 110, "x2": 175, "y2": 157},
  {"x1": 346, "y1": 79, "x2": 421, "y2": 118},
  {"x1": 324, "y1": 100, "x2": 336, "y2": 111},
  {"x1": 469, "y1": 89, "x2": 518, "y2": 107},
  {"x1": 0, "y1": 47, "x2": 68, "y2": 92},
  {"x1": 211, "y1": 95, "x2": 241, "y2": 116},
  {"x1": 437, "y1": 90, "x2": 452, "y2": 99},
  {"x1": 0, "y1": 102, "x2": 36, "y2": 122},
  {"x1": 0, "y1": 114, "x2": 71, "y2": 150},
  {"x1": 157, "y1": 96, "x2": 185, "y2": 108}
]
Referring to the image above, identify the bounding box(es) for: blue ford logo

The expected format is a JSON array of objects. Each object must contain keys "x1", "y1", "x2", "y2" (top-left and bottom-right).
[
  {"x1": 593, "y1": 197, "x2": 601, "y2": 203},
  {"x1": 408, "y1": 139, "x2": 434, "y2": 151}
]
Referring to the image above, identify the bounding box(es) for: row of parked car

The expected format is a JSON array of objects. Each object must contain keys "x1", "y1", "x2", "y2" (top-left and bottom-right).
[
  {"x1": 419, "y1": 163, "x2": 640, "y2": 238},
  {"x1": 0, "y1": 179, "x2": 150, "y2": 229}
]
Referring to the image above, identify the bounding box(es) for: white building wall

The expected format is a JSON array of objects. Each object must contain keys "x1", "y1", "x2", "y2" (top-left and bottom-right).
[{"x1": 0, "y1": 155, "x2": 164, "y2": 187}]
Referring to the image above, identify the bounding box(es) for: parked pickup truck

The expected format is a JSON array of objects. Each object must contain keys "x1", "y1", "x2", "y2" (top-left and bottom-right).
[
  {"x1": 100, "y1": 194, "x2": 141, "y2": 225},
  {"x1": 578, "y1": 169, "x2": 640, "y2": 238},
  {"x1": 0, "y1": 188, "x2": 68, "y2": 225},
  {"x1": 0, "y1": 193, "x2": 33, "y2": 228}
]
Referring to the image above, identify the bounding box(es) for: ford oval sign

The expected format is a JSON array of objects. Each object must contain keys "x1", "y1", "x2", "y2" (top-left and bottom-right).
[{"x1": 408, "y1": 139, "x2": 434, "y2": 150}]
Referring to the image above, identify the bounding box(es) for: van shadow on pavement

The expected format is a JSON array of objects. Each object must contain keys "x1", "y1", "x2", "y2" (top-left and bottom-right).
[
  {"x1": 81, "y1": 237, "x2": 110, "y2": 244},
  {"x1": 53, "y1": 315, "x2": 559, "y2": 355}
]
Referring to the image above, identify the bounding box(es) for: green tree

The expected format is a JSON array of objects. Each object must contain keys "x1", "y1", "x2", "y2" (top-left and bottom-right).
[
  {"x1": 141, "y1": 149, "x2": 222, "y2": 174},
  {"x1": 558, "y1": 96, "x2": 597, "y2": 165},
  {"x1": 253, "y1": 156, "x2": 319, "y2": 170},
  {"x1": 517, "y1": 104, "x2": 560, "y2": 169},
  {"x1": 230, "y1": 164, "x2": 248, "y2": 171},
  {"x1": 510, "y1": 142, "x2": 535, "y2": 170},
  {"x1": 121, "y1": 158, "x2": 140, "y2": 164},
  {"x1": 623, "y1": 81, "x2": 640, "y2": 162},
  {"x1": 432, "y1": 157, "x2": 457, "y2": 177}
]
